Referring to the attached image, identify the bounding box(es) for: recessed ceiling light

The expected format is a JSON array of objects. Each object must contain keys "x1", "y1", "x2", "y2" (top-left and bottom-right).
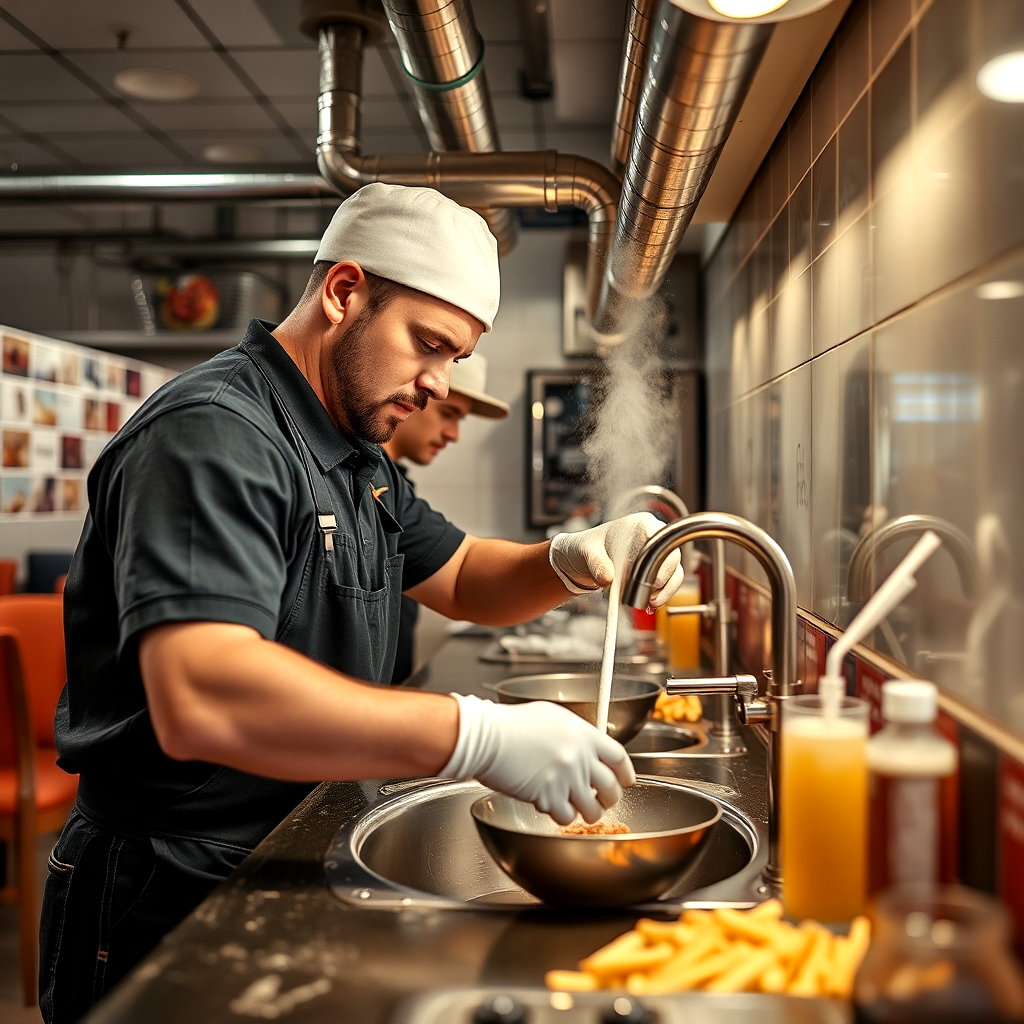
[
  {"x1": 977, "y1": 51, "x2": 1024, "y2": 103},
  {"x1": 975, "y1": 280, "x2": 1024, "y2": 300},
  {"x1": 203, "y1": 143, "x2": 264, "y2": 164},
  {"x1": 708, "y1": 0, "x2": 789, "y2": 17},
  {"x1": 670, "y1": 0, "x2": 833, "y2": 22},
  {"x1": 114, "y1": 67, "x2": 199, "y2": 102}
]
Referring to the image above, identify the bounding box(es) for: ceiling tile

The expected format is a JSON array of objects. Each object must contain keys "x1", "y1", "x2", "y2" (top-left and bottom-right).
[
  {"x1": 0, "y1": 17, "x2": 35, "y2": 49},
  {"x1": 543, "y1": 129, "x2": 611, "y2": 165},
  {"x1": 551, "y1": 41, "x2": 620, "y2": 123},
  {"x1": 0, "y1": 137, "x2": 65, "y2": 168},
  {"x1": 135, "y1": 100, "x2": 277, "y2": 132},
  {"x1": 251, "y1": 0, "x2": 311, "y2": 48},
  {"x1": 173, "y1": 135, "x2": 308, "y2": 165},
  {"x1": 492, "y1": 94, "x2": 546, "y2": 130},
  {"x1": 187, "y1": 0, "x2": 282, "y2": 47},
  {"x1": 364, "y1": 47, "x2": 404, "y2": 97},
  {"x1": 57, "y1": 137, "x2": 186, "y2": 166},
  {"x1": 482, "y1": 41, "x2": 525, "y2": 94},
  {"x1": 0, "y1": 53, "x2": 98, "y2": 101},
  {"x1": 229, "y1": 48, "x2": 318, "y2": 99},
  {"x1": 367, "y1": 133, "x2": 430, "y2": 156},
  {"x1": 472, "y1": 0, "x2": 521, "y2": 42},
  {"x1": 362, "y1": 98, "x2": 414, "y2": 131},
  {"x1": 273, "y1": 101, "x2": 317, "y2": 132},
  {"x1": 550, "y1": 0, "x2": 627, "y2": 41},
  {"x1": 72, "y1": 51, "x2": 251, "y2": 100},
  {"x1": 0, "y1": 101, "x2": 139, "y2": 133},
  {"x1": 0, "y1": 0, "x2": 208, "y2": 50}
]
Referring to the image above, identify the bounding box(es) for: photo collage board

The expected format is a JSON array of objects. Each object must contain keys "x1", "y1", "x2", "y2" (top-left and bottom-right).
[{"x1": 1, "y1": 326, "x2": 175, "y2": 520}]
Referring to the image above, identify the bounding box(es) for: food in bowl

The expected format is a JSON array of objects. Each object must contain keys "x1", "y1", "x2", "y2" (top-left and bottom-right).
[{"x1": 561, "y1": 819, "x2": 630, "y2": 836}]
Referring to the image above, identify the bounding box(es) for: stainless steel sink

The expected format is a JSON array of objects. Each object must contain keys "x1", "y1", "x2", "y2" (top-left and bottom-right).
[{"x1": 325, "y1": 776, "x2": 766, "y2": 912}]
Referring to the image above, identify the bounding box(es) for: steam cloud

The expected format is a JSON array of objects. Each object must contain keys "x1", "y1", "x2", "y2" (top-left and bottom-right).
[{"x1": 583, "y1": 299, "x2": 674, "y2": 518}]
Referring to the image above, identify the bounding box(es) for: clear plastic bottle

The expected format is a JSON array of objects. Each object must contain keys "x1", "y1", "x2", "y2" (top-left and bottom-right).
[{"x1": 867, "y1": 680, "x2": 958, "y2": 893}]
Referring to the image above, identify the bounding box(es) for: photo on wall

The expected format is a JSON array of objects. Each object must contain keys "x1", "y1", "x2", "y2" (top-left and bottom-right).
[
  {"x1": 2, "y1": 475, "x2": 29, "y2": 513},
  {"x1": 33, "y1": 388, "x2": 58, "y2": 426},
  {"x1": 126, "y1": 368, "x2": 141, "y2": 397},
  {"x1": 106, "y1": 361, "x2": 125, "y2": 394},
  {"x1": 57, "y1": 350, "x2": 80, "y2": 386},
  {"x1": 84, "y1": 435, "x2": 104, "y2": 470},
  {"x1": 2, "y1": 335, "x2": 29, "y2": 377},
  {"x1": 106, "y1": 402, "x2": 120, "y2": 433},
  {"x1": 2, "y1": 428, "x2": 30, "y2": 468},
  {"x1": 84, "y1": 398, "x2": 104, "y2": 431},
  {"x1": 32, "y1": 432, "x2": 59, "y2": 472},
  {"x1": 61, "y1": 435, "x2": 83, "y2": 470},
  {"x1": 33, "y1": 343, "x2": 59, "y2": 382},
  {"x1": 1, "y1": 380, "x2": 30, "y2": 423},
  {"x1": 60, "y1": 477, "x2": 84, "y2": 512},
  {"x1": 31, "y1": 475, "x2": 57, "y2": 513},
  {"x1": 57, "y1": 392, "x2": 83, "y2": 429},
  {"x1": 83, "y1": 357, "x2": 103, "y2": 389}
]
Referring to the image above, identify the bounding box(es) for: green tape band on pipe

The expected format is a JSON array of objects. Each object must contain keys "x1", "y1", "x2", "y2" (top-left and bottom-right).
[{"x1": 402, "y1": 42, "x2": 485, "y2": 93}]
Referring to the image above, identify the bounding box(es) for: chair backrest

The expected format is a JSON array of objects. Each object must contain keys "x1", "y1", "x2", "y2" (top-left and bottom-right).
[
  {"x1": 0, "y1": 559, "x2": 17, "y2": 596},
  {"x1": 0, "y1": 596, "x2": 65, "y2": 761},
  {"x1": 0, "y1": 629, "x2": 35, "y2": 803}
]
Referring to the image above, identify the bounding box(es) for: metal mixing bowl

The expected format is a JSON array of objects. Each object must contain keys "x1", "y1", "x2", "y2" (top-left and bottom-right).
[
  {"x1": 471, "y1": 778, "x2": 722, "y2": 907},
  {"x1": 494, "y1": 673, "x2": 661, "y2": 745}
]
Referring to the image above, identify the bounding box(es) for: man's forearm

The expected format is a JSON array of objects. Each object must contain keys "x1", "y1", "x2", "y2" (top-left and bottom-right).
[
  {"x1": 140, "y1": 622, "x2": 459, "y2": 781},
  {"x1": 444, "y1": 537, "x2": 571, "y2": 625}
]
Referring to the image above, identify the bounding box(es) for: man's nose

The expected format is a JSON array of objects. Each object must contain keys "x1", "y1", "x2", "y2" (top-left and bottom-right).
[
  {"x1": 418, "y1": 365, "x2": 449, "y2": 401},
  {"x1": 443, "y1": 420, "x2": 460, "y2": 443}
]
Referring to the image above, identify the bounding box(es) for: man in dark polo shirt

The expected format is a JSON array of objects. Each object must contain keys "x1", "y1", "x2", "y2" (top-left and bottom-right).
[
  {"x1": 41, "y1": 184, "x2": 683, "y2": 1023},
  {"x1": 383, "y1": 354, "x2": 510, "y2": 682}
]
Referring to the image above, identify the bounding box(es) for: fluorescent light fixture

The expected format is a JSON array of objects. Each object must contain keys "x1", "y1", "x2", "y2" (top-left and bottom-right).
[
  {"x1": 977, "y1": 51, "x2": 1024, "y2": 103},
  {"x1": 709, "y1": 0, "x2": 789, "y2": 17},
  {"x1": 202, "y1": 143, "x2": 264, "y2": 164},
  {"x1": 113, "y1": 67, "x2": 199, "y2": 102},
  {"x1": 670, "y1": 0, "x2": 834, "y2": 23},
  {"x1": 975, "y1": 280, "x2": 1024, "y2": 300}
]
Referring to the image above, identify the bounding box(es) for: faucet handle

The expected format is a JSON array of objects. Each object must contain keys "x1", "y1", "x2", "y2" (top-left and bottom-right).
[{"x1": 665, "y1": 674, "x2": 757, "y2": 698}]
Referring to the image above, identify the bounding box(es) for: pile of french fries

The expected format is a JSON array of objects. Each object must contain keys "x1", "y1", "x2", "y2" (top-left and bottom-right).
[
  {"x1": 653, "y1": 692, "x2": 702, "y2": 724},
  {"x1": 545, "y1": 901, "x2": 871, "y2": 1000}
]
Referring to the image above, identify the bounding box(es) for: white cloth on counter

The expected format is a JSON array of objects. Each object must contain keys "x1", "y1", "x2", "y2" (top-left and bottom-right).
[{"x1": 499, "y1": 613, "x2": 635, "y2": 661}]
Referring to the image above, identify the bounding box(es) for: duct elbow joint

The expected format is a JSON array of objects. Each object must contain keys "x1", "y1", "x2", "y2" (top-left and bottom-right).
[{"x1": 316, "y1": 144, "x2": 370, "y2": 197}]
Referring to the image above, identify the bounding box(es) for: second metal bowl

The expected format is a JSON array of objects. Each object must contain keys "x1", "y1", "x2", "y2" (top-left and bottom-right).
[
  {"x1": 471, "y1": 779, "x2": 722, "y2": 907},
  {"x1": 494, "y1": 673, "x2": 661, "y2": 745}
]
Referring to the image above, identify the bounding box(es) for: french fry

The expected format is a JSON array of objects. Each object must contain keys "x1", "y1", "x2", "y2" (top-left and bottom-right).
[
  {"x1": 545, "y1": 970, "x2": 598, "y2": 992},
  {"x1": 823, "y1": 916, "x2": 871, "y2": 998},
  {"x1": 583, "y1": 941, "x2": 675, "y2": 978},
  {"x1": 759, "y1": 961, "x2": 790, "y2": 993},
  {"x1": 579, "y1": 931, "x2": 644, "y2": 974},
  {"x1": 749, "y1": 898, "x2": 784, "y2": 920},
  {"x1": 714, "y1": 907, "x2": 779, "y2": 945},
  {"x1": 642, "y1": 925, "x2": 725, "y2": 993},
  {"x1": 635, "y1": 919, "x2": 694, "y2": 945},
  {"x1": 644, "y1": 943, "x2": 752, "y2": 994},
  {"x1": 705, "y1": 947, "x2": 779, "y2": 994},
  {"x1": 789, "y1": 926, "x2": 833, "y2": 997}
]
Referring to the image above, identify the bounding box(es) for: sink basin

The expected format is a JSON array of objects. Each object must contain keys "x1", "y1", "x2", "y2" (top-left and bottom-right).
[{"x1": 325, "y1": 777, "x2": 764, "y2": 912}]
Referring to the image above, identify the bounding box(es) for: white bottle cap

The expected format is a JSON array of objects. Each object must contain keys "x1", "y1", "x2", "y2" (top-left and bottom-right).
[{"x1": 882, "y1": 680, "x2": 937, "y2": 723}]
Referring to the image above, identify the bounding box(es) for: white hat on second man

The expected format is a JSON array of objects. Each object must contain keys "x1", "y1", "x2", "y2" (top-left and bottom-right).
[
  {"x1": 449, "y1": 355, "x2": 509, "y2": 420},
  {"x1": 314, "y1": 182, "x2": 500, "y2": 332}
]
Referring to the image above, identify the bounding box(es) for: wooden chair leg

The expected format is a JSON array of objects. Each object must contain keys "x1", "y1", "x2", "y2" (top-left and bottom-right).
[{"x1": 17, "y1": 812, "x2": 38, "y2": 1006}]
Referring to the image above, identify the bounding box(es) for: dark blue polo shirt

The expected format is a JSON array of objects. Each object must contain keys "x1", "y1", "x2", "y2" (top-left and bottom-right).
[{"x1": 56, "y1": 319, "x2": 464, "y2": 877}]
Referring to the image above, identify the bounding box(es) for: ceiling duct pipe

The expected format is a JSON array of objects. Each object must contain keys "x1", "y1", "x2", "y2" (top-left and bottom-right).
[
  {"x1": 596, "y1": 1, "x2": 772, "y2": 338},
  {"x1": 610, "y1": 0, "x2": 656, "y2": 177},
  {"x1": 314, "y1": 13, "x2": 619, "y2": 330},
  {"x1": 381, "y1": 0, "x2": 518, "y2": 255},
  {"x1": 0, "y1": 173, "x2": 334, "y2": 203}
]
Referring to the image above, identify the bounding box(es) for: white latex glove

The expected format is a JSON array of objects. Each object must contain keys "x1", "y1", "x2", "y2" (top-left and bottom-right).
[
  {"x1": 439, "y1": 694, "x2": 636, "y2": 825},
  {"x1": 548, "y1": 511, "x2": 684, "y2": 607}
]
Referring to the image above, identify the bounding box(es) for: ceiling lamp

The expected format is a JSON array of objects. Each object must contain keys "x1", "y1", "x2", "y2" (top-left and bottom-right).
[
  {"x1": 670, "y1": 0, "x2": 836, "y2": 22},
  {"x1": 203, "y1": 143, "x2": 264, "y2": 164},
  {"x1": 977, "y1": 51, "x2": 1024, "y2": 103},
  {"x1": 975, "y1": 280, "x2": 1024, "y2": 300},
  {"x1": 114, "y1": 67, "x2": 199, "y2": 102}
]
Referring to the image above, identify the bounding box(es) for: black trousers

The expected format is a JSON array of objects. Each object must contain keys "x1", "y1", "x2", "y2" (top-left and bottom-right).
[{"x1": 39, "y1": 808, "x2": 220, "y2": 1024}]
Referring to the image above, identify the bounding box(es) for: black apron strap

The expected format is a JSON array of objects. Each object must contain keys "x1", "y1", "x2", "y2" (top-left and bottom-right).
[{"x1": 245, "y1": 349, "x2": 340, "y2": 552}]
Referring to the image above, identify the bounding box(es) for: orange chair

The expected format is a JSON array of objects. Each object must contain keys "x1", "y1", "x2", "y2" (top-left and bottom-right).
[
  {"x1": 0, "y1": 595, "x2": 77, "y2": 1006},
  {"x1": 0, "y1": 558, "x2": 17, "y2": 596}
]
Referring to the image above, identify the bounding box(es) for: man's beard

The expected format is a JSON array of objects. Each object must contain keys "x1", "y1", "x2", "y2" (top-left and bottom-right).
[{"x1": 326, "y1": 305, "x2": 428, "y2": 444}]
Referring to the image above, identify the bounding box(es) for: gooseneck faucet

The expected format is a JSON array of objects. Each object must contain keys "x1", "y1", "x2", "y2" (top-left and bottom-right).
[{"x1": 622, "y1": 511, "x2": 799, "y2": 886}]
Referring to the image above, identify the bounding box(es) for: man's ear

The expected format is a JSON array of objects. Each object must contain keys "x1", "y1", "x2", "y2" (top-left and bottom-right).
[{"x1": 321, "y1": 262, "x2": 365, "y2": 326}]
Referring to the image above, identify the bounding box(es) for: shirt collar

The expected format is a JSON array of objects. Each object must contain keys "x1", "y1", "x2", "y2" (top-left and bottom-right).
[{"x1": 238, "y1": 318, "x2": 382, "y2": 475}]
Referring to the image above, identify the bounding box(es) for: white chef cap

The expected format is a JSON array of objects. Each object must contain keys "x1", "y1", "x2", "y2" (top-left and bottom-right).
[{"x1": 314, "y1": 182, "x2": 500, "y2": 332}]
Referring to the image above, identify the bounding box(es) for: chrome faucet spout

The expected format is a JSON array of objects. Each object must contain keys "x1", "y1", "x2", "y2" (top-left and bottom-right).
[
  {"x1": 623, "y1": 511, "x2": 798, "y2": 696},
  {"x1": 622, "y1": 510, "x2": 800, "y2": 886}
]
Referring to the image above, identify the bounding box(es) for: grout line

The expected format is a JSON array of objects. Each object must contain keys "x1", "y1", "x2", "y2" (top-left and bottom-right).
[{"x1": 0, "y1": 110, "x2": 81, "y2": 166}]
